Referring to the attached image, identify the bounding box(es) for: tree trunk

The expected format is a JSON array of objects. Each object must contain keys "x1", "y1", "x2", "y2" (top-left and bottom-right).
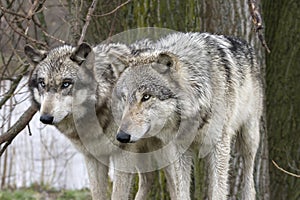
[{"x1": 263, "y1": 1, "x2": 300, "y2": 200}]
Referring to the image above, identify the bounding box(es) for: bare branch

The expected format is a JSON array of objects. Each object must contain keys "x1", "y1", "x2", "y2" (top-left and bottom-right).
[
  {"x1": 24, "y1": 0, "x2": 47, "y2": 37},
  {"x1": 92, "y1": 0, "x2": 132, "y2": 17},
  {"x1": 248, "y1": 0, "x2": 271, "y2": 53},
  {"x1": 2, "y1": 13, "x2": 47, "y2": 47},
  {"x1": 0, "y1": 75, "x2": 23, "y2": 109},
  {"x1": 31, "y1": 17, "x2": 66, "y2": 44},
  {"x1": 0, "y1": 4, "x2": 27, "y2": 19},
  {"x1": 272, "y1": 160, "x2": 300, "y2": 178},
  {"x1": 26, "y1": 0, "x2": 42, "y2": 19},
  {"x1": 77, "y1": 0, "x2": 98, "y2": 45},
  {"x1": 0, "y1": 104, "x2": 38, "y2": 157}
]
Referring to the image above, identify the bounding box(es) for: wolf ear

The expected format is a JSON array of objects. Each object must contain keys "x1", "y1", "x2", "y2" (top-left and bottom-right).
[
  {"x1": 152, "y1": 52, "x2": 177, "y2": 74},
  {"x1": 82, "y1": 48, "x2": 95, "y2": 70},
  {"x1": 24, "y1": 45, "x2": 47, "y2": 65},
  {"x1": 108, "y1": 45, "x2": 131, "y2": 76},
  {"x1": 70, "y1": 43, "x2": 92, "y2": 65},
  {"x1": 157, "y1": 53, "x2": 175, "y2": 67}
]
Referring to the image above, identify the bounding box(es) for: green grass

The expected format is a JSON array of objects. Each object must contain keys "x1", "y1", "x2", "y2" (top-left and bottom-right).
[{"x1": 0, "y1": 188, "x2": 92, "y2": 200}]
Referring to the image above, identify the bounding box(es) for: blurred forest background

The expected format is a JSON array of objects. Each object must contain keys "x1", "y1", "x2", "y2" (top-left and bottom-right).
[{"x1": 0, "y1": 0, "x2": 299, "y2": 199}]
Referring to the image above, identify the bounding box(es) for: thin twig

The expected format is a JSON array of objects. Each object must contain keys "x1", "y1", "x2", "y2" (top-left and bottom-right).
[
  {"x1": 0, "y1": 5, "x2": 27, "y2": 18},
  {"x1": 2, "y1": 13, "x2": 47, "y2": 47},
  {"x1": 77, "y1": 0, "x2": 98, "y2": 45},
  {"x1": 92, "y1": 0, "x2": 132, "y2": 17},
  {"x1": 27, "y1": 123, "x2": 32, "y2": 136},
  {"x1": 0, "y1": 1, "x2": 14, "y2": 19},
  {"x1": 31, "y1": 17, "x2": 66, "y2": 44},
  {"x1": 248, "y1": 0, "x2": 271, "y2": 53},
  {"x1": 25, "y1": 0, "x2": 46, "y2": 21},
  {"x1": 272, "y1": 160, "x2": 300, "y2": 178},
  {"x1": 0, "y1": 75, "x2": 23, "y2": 109},
  {"x1": 24, "y1": 0, "x2": 46, "y2": 36}
]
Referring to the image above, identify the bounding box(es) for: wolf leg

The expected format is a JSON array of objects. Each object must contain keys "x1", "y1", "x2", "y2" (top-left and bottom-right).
[
  {"x1": 207, "y1": 131, "x2": 231, "y2": 200},
  {"x1": 112, "y1": 170, "x2": 157, "y2": 200},
  {"x1": 165, "y1": 153, "x2": 192, "y2": 200},
  {"x1": 112, "y1": 170, "x2": 134, "y2": 200},
  {"x1": 134, "y1": 171, "x2": 155, "y2": 200},
  {"x1": 237, "y1": 119, "x2": 260, "y2": 200},
  {"x1": 84, "y1": 155, "x2": 109, "y2": 200},
  {"x1": 164, "y1": 167, "x2": 176, "y2": 200}
]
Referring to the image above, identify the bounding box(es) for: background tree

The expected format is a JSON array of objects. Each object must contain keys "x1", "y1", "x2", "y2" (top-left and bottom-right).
[{"x1": 263, "y1": 0, "x2": 300, "y2": 199}]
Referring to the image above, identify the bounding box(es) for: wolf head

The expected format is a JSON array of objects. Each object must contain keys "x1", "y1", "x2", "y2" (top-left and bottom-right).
[
  {"x1": 113, "y1": 52, "x2": 181, "y2": 143},
  {"x1": 25, "y1": 43, "x2": 93, "y2": 125}
]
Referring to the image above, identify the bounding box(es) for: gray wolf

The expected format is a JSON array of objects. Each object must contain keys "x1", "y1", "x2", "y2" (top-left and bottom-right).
[
  {"x1": 113, "y1": 32, "x2": 263, "y2": 200},
  {"x1": 24, "y1": 41, "x2": 157, "y2": 200}
]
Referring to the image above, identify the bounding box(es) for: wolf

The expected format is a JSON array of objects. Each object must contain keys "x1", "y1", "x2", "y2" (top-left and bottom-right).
[
  {"x1": 113, "y1": 32, "x2": 263, "y2": 200},
  {"x1": 24, "y1": 40, "x2": 158, "y2": 200}
]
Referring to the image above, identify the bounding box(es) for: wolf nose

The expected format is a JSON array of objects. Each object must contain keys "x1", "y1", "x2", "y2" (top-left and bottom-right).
[
  {"x1": 116, "y1": 130, "x2": 131, "y2": 143},
  {"x1": 40, "y1": 114, "x2": 54, "y2": 124}
]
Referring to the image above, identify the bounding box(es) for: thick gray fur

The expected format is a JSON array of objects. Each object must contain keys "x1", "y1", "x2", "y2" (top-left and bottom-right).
[{"x1": 114, "y1": 32, "x2": 263, "y2": 200}]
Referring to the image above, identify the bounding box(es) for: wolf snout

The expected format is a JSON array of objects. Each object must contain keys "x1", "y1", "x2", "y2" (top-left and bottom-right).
[
  {"x1": 116, "y1": 130, "x2": 131, "y2": 143},
  {"x1": 40, "y1": 114, "x2": 54, "y2": 125}
]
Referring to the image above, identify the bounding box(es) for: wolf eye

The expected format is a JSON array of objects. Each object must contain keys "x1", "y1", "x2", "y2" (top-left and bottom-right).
[
  {"x1": 141, "y1": 94, "x2": 151, "y2": 102},
  {"x1": 121, "y1": 93, "x2": 126, "y2": 101},
  {"x1": 61, "y1": 81, "x2": 72, "y2": 89},
  {"x1": 38, "y1": 80, "x2": 45, "y2": 88}
]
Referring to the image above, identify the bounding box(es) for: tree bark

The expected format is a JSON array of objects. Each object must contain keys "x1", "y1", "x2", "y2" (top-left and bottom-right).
[{"x1": 263, "y1": 1, "x2": 300, "y2": 199}]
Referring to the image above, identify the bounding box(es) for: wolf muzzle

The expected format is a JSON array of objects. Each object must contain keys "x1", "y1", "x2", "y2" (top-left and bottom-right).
[
  {"x1": 116, "y1": 130, "x2": 131, "y2": 143},
  {"x1": 40, "y1": 114, "x2": 54, "y2": 125}
]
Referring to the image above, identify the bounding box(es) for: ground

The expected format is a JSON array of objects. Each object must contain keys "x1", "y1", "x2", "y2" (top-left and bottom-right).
[{"x1": 0, "y1": 187, "x2": 92, "y2": 200}]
